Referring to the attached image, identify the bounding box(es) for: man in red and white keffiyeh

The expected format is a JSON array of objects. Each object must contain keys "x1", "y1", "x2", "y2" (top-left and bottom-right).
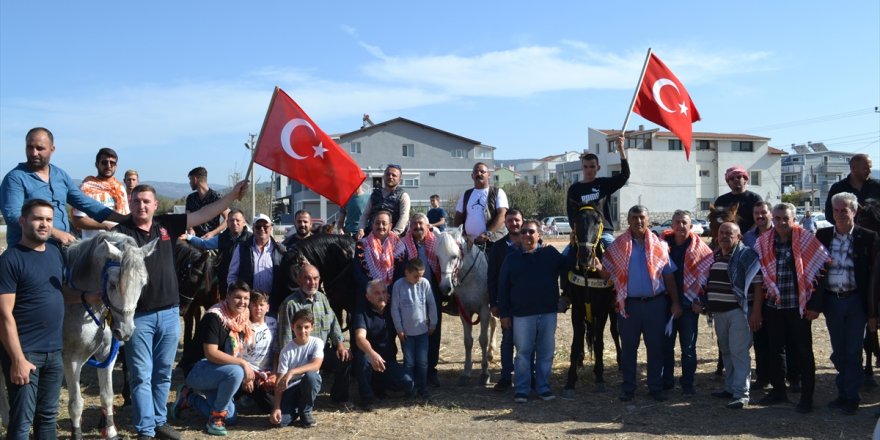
[
  {"x1": 660, "y1": 210, "x2": 713, "y2": 395},
  {"x1": 596, "y1": 205, "x2": 681, "y2": 402},
  {"x1": 753, "y1": 203, "x2": 830, "y2": 413},
  {"x1": 358, "y1": 210, "x2": 406, "y2": 287},
  {"x1": 403, "y1": 212, "x2": 444, "y2": 387}
]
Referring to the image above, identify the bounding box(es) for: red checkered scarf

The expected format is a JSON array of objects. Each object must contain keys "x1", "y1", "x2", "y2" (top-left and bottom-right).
[
  {"x1": 206, "y1": 301, "x2": 253, "y2": 357},
  {"x1": 662, "y1": 230, "x2": 714, "y2": 303},
  {"x1": 602, "y1": 230, "x2": 670, "y2": 317},
  {"x1": 362, "y1": 232, "x2": 405, "y2": 286},
  {"x1": 755, "y1": 225, "x2": 830, "y2": 316},
  {"x1": 403, "y1": 230, "x2": 440, "y2": 282}
]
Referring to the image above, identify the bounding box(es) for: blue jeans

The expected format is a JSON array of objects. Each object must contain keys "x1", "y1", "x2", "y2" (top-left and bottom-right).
[
  {"x1": 824, "y1": 295, "x2": 867, "y2": 401},
  {"x1": 619, "y1": 296, "x2": 667, "y2": 394},
  {"x1": 0, "y1": 350, "x2": 63, "y2": 440},
  {"x1": 354, "y1": 351, "x2": 413, "y2": 400},
  {"x1": 125, "y1": 306, "x2": 180, "y2": 437},
  {"x1": 714, "y1": 308, "x2": 753, "y2": 399},
  {"x1": 663, "y1": 303, "x2": 699, "y2": 389},
  {"x1": 403, "y1": 332, "x2": 429, "y2": 392},
  {"x1": 279, "y1": 371, "x2": 322, "y2": 426},
  {"x1": 185, "y1": 360, "x2": 243, "y2": 423},
  {"x1": 513, "y1": 313, "x2": 557, "y2": 395}
]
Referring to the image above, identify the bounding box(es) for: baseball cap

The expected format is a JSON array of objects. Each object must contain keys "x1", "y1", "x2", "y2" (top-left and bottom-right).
[{"x1": 253, "y1": 213, "x2": 273, "y2": 226}]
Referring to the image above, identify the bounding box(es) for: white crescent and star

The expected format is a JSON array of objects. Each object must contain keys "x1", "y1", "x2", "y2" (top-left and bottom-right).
[
  {"x1": 651, "y1": 78, "x2": 689, "y2": 116},
  {"x1": 279, "y1": 118, "x2": 328, "y2": 160}
]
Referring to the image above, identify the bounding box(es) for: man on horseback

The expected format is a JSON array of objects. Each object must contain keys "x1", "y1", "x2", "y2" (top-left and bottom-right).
[
  {"x1": 566, "y1": 136, "x2": 629, "y2": 250},
  {"x1": 357, "y1": 164, "x2": 411, "y2": 238},
  {"x1": 228, "y1": 213, "x2": 287, "y2": 315},
  {"x1": 714, "y1": 166, "x2": 763, "y2": 233},
  {"x1": 114, "y1": 181, "x2": 247, "y2": 440},
  {"x1": 71, "y1": 147, "x2": 130, "y2": 239},
  {"x1": 185, "y1": 167, "x2": 228, "y2": 239},
  {"x1": 454, "y1": 163, "x2": 508, "y2": 245},
  {"x1": 282, "y1": 210, "x2": 313, "y2": 249},
  {"x1": 403, "y1": 213, "x2": 444, "y2": 387}
]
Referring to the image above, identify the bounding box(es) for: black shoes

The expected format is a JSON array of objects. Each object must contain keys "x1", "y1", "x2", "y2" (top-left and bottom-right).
[{"x1": 757, "y1": 391, "x2": 788, "y2": 406}]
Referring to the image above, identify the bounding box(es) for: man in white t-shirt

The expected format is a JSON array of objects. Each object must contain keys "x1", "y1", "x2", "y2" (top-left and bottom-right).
[
  {"x1": 71, "y1": 147, "x2": 129, "y2": 239},
  {"x1": 270, "y1": 309, "x2": 324, "y2": 428},
  {"x1": 454, "y1": 162, "x2": 509, "y2": 244}
]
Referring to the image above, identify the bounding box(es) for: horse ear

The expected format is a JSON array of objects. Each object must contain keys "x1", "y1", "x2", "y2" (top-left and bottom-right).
[
  {"x1": 104, "y1": 240, "x2": 123, "y2": 259},
  {"x1": 140, "y1": 237, "x2": 159, "y2": 258}
]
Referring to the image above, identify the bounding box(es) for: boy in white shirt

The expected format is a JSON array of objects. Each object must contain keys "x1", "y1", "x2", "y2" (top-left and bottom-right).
[
  {"x1": 270, "y1": 309, "x2": 324, "y2": 428},
  {"x1": 241, "y1": 290, "x2": 277, "y2": 413}
]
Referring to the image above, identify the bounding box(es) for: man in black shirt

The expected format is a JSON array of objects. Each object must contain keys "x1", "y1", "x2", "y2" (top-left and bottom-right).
[
  {"x1": 114, "y1": 181, "x2": 247, "y2": 440},
  {"x1": 186, "y1": 167, "x2": 228, "y2": 238},
  {"x1": 714, "y1": 166, "x2": 763, "y2": 233},
  {"x1": 824, "y1": 154, "x2": 880, "y2": 230},
  {"x1": 567, "y1": 136, "x2": 629, "y2": 249}
]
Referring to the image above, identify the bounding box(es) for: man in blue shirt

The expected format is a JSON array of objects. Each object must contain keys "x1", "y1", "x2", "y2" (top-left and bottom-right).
[
  {"x1": 1, "y1": 127, "x2": 128, "y2": 246},
  {"x1": 597, "y1": 205, "x2": 681, "y2": 402}
]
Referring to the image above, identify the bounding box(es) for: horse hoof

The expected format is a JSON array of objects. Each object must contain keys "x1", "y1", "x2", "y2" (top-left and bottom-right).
[
  {"x1": 70, "y1": 427, "x2": 83, "y2": 440},
  {"x1": 479, "y1": 374, "x2": 490, "y2": 386},
  {"x1": 457, "y1": 376, "x2": 470, "y2": 386},
  {"x1": 562, "y1": 389, "x2": 576, "y2": 399},
  {"x1": 595, "y1": 383, "x2": 606, "y2": 393}
]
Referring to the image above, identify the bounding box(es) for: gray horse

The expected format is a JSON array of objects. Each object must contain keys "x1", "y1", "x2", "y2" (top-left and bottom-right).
[
  {"x1": 435, "y1": 227, "x2": 497, "y2": 385},
  {"x1": 63, "y1": 231, "x2": 156, "y2": 439}
]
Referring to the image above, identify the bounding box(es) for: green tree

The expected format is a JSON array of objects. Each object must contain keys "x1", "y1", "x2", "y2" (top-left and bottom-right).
[
  {"x1": 781, "y1": 190, "x2": 811, "y2": 207},
  {"x1": 504, "y1": 182, "x2": 539, "y2": 218}
]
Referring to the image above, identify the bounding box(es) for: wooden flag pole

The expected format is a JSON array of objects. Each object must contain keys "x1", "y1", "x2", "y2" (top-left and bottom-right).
[{"x1": 620, "y1": 48, "x2": 653, "y2": 134}]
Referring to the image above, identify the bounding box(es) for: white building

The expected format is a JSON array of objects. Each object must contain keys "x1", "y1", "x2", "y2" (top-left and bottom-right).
[
  {"x1": 781, "y1": 143, "x2": 855, "y2": 209},
  {"x1": 559, "y1": 127, "x2": 785, "y2": 225},
  {"x1": 515, "y1": 152, "x2": 580, "y2": 185}
]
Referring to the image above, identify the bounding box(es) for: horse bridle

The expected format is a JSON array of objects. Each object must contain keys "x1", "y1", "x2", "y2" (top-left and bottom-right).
[
  {"x1": 441, "y1": 240, "x2": 481, "y2": 287},
  {"x1": 67, "y1": 259, "x2": 126, "y2": 369}
]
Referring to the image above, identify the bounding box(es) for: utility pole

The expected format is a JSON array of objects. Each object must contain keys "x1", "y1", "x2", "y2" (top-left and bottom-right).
[{"x1": 244, "y1": 133, "x2": 257, "y2": 219}]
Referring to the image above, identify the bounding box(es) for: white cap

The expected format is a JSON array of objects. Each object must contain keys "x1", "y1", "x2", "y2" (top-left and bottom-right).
[{"x1": 253, "y1": 213, "x2": 273, "y2": 226}]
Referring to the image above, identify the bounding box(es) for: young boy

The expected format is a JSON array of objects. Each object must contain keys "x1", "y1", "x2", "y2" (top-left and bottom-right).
[
  {"x1": 391, "y1": 258, "x2": 437, "y2": 398},
  {"x1": 241, "y1": 290, "x2": 277, "y2": 413},
  {"x1": 270, "y1": 309, "x2": 324, "y2": 428}
]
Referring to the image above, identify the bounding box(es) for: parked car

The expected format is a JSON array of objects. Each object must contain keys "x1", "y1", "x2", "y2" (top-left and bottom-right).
[
  {"x1": 801, "y1": 212, "x2": 832, "y2": 230},
  {"x1": 650, "y1": 220, "x2": 704, "y2": 236},
  {"x1": 544, "y1": 216, "x2": 571, "y2": 235}
]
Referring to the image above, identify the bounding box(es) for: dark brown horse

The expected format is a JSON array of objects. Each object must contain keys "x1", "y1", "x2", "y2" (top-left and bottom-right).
[
  {"x1": 563, "y1": 204, "x2": 621, "y2": 396},
  {"x1": 860, "y1": 199, "x2": 880, "y2": 386},
  {"x1": 175, "y1": 240, "x2": 220, "y2": 347}
]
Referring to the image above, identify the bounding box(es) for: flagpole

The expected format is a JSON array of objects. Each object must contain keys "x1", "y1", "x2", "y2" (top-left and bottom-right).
[
  {"x1": 620, "y1": 48, "x2": 653, "y2": 134},
  {"x1": 243, "y1": 87, "x2": 281, "y2": 219}
]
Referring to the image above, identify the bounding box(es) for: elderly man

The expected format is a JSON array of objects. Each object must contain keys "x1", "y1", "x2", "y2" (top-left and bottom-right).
[
  {"x1": 186, "y1": 167, "x2": 228, "y2": 239},
  {"x1": 1, "y1": 127, "x2": 128, "y2": 246},
  {"x1": 825, "y1": 154, "x2": 880, "y2": 228},
  {"x1": 597, "y1": 205, "x2": 682, "y2": 402},
  {"x1": 358, "y1": 164, "x2": 411, "y2": 237},
  {"x1": 699, "y1": 222, "x2": 763, "y2": 409},
  {"x1": 283, "y1": 210, "x2": 313, "y2": 249},
  {"x1": 187, "y1": 208, "x2": 252, "y2": 295},
  {"x1": 567, "y1": 136, "x2": 629, "y2": 249},
  {"x1": 71, "y1": 147, "x2": 130, "y2": 239},
  {"x1": 454, "y1": 162, "x2": 509, "y2": 244},
  {"x1": 714, "y1": 166, "x2": 763, "y2": 233},
  {"x1": 814, "y1": 192, "x2": 878, "y2": 415},
  {"x1": 488, "y1": 208, "x2": 525, "y2": 391},
  {"x1": 498, "y1": 219, "x2": 566, "y2": 403},
  {"x1": 277, "y1": 264, "x2": 351, "y2": 406},
  {"x1": 753, "y1": 203, "x2": 829, "y2": 413},
  {"x1": 353, "y1": 280, "x2": 415, "y2": 410},
  {"x1": 228, "y1": 213, "x2": 287, "y2": 315},
  {"x1": 114, "y1": 181, "x2": 247, "y2": 440},
  {"x1": 402, "y1": 212, "x2": 444, "y2": 387},
  {"x1": 660, "y1": 210, "x2": 713, "y2": 396}
]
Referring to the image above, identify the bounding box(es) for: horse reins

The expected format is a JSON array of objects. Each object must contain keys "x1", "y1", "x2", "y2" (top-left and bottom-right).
[
  {"x1": 576, "y1": 205, "x2": 604, "y2": 257},
  {"x1": 448, "y1": 240, "x2": 483, "y2": 326},
  {"x1": 67, "y1": 259, "x2": 124, "y2": 369}
]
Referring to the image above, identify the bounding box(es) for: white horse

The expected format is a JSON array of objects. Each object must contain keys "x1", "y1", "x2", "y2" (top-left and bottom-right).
[
  {"x1": 63, "y1": 231, "x2": 156, "y2": 440},
  {"x1": 435, "y1": 227, "x2": 497, "y2": 385}
]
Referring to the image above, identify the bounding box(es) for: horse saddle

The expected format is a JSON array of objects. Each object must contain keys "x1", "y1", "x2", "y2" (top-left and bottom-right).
[{"x1": 568, "y1": 271, "x2": 613, "y2": 289}]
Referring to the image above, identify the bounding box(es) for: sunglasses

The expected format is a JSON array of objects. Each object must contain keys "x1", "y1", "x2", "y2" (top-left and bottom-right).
[
  {"x1": 100, "y1": 159, "x2": 117, "y2": 166},
  {"x1": 521, "y1": 229, "x2": 538, "y2": 235},
  {"x1": 254, "y1": 223, "x2": 272, "y2": 230}
]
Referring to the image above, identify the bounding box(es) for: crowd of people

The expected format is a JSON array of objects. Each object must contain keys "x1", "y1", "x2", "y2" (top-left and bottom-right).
[{"x1": 0, "y1": 127, "x2": 879, "y2": 438}]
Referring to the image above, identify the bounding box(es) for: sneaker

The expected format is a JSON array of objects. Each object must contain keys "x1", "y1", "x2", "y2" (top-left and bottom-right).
[
  {"x1": 171, "y1": 385, "x2": 191, "y2": 420},
  {"x1": 514, "y1": 393, "x2": 528, "y2": 403},
  {"x1": 539, "y1": 391, "x2": 555, "y2": 401},
  {"x1": 206, "y1": 410, "x2": 228, "y2": 436},
  {"x1": 298, "y1": 412, "x2": 316, "y2": 428},
  {"x1": 727, "y1": 398, "x2": 749, "y2": 409},
  {"x1": 711, "y1": 390, "x2": 733, "y2": 399},
  {"x1": 619, "y1": 392, "x2": 634, "y2": 402},
  {"x1": 493, "y1": 378, "x2": 512, "y2": 391},
  {"x1": 155, "y1": 425, "x2": 181, "y2": 440}
]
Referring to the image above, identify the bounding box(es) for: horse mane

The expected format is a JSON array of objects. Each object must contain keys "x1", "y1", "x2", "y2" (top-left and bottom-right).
[
  {"x1": 860, "y1": 198, "x2": 880, "y2": 231},
  {"x1": 66, "y1": 231, "x2": 138, "y2": 287},
  {"x1": 294, "y1": 234, "x2": 356, "y2": 261},
  {"x1": 707, "y1": 203, "x2": 740, "y2": 248}
]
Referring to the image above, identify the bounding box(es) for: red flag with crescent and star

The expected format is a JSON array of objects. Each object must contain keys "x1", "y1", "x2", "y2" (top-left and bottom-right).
[
  {"x1": 253, "y1": 87, "x2": 366, "y2": 206},
  {"x1": 632, "y1": 53, "x2": 701, "y2": 160}
]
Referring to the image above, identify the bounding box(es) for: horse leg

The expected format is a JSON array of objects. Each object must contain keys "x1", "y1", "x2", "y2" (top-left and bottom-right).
[
  {"x1": 478, "y1": 305, "x2": 491, "y2": 385},
  {"x1": 609, "y1": 308, "x2": 622, "y2": 370},
  {"x1": 118, "y1": 345, "x2": 131, "y2": 407},
  {"x1": 487, "y1": 315, "x2": 498, "y2": 364},
  {"x1": 97, "y1": 359, "x2": 121, "y2": 440},
  {"x1": 458, "y1": 315, "x2": 474, "y2": 386},
  {"x1": 183, "y1": 302, "x2": 195, "y2": 347},
  {"x1": 593, "y1": 307, "x2": 610, "y2": 393},
  {"x1": 565, "y1": 292, "x2": 587, "y2": 395},
  {"x1": 63, "y1": 359, "x2": 85, "y2": 440},
  {"x1": 864, "y1": 330, "x2": 880, "y2": 388}
]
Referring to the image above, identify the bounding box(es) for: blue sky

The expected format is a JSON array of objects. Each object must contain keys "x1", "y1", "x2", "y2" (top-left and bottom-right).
[{"x1": 1, "y1": 1, "x2": 878, "y2": 186}]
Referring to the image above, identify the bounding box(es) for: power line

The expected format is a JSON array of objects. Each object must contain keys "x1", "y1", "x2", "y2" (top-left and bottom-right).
[{"x1": 738, "y1": 107, "x2": 877, "y2": 132}]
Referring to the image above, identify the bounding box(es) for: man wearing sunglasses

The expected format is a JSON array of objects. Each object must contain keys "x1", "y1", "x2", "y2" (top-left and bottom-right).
[
  {"x1": 228, "y1": 214, "x2": 288, "y2": 316},
  {"x1": 1, "y1": 127, "x2": 129, "y2": 246},
  {"x1": 358, "y1": 164, "x2": 411, "y2": 238},
  {"x1": 71, "y1": 147, "x2": 130, "y2": 239},
  {"x1": 714, "y1": 166, "x2": 763, "y2": 233}
]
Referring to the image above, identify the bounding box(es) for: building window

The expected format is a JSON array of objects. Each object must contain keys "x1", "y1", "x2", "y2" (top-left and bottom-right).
[
  {"x1": 750, "y1": 171, "x2": 761, "y2": 186},
  {"x1": 350, "y1": 142, "x2": 361, "y2": 154},
  {"x1": 475, "y1": 148, "x2": 492, "y2": 159},
  {"x1": 696, "y1": 140, "x2": 712, "y2": 150},
  {"x1": 451, "y1": 149, "x2": 466, "y2": 158},
  {"x1": 668, "y1": 140, "x2": 683, "y2": 151},
  {"x1": 732, "y1": 141, "x2": 754, "y2": 152},
  {"x1": 402, "y1": 144, "x2": 414, "y2": 157},
  {"x1": 700, "y1": 200, "x2": 712, "y2": 210},
  {"x1": 401, "y1": 174, "x2": 420, "y2": 188},
  {"x1": 699, "y1": 170, "x2": 710, "y2": 177}
]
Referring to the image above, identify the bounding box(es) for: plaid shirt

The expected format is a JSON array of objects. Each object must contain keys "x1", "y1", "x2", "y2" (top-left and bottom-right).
[
  {"x1": 766, "y1": 234, "x2": 798, "y2": 309},
  {"x1": 276, "y1": 289, "x2": 344, "y2": 352}
]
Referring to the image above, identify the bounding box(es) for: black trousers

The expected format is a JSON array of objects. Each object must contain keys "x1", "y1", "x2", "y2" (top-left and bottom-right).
[{"x1": 764, "y1": 305, "x2": 815, "y2": 402}]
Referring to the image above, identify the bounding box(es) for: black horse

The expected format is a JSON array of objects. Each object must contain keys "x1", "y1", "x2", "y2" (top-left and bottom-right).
[
  {"x1": 563, "y1": 203, "x2": 621, "y2": 396},
  {"x1": 281, "y1": 234, "x2": 358, "y2": 327},
  {"x1": 175, "y1": 240, "x2": 220, "y2": 347},
  {"x1": 860, "y1": 198, "x2": 880, "y2": 386}
]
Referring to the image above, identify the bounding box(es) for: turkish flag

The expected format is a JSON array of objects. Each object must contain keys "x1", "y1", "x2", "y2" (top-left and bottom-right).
[
  {"x1": 254, "y1": 87, "x2": 366, "y2": 206},
  {"x1": 632, "y1": 53, "x2": 701, "y2": 160}
]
